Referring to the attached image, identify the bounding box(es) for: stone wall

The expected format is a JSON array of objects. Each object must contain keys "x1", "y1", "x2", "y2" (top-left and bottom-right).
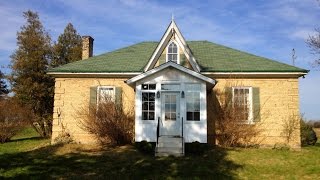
[
  {"x1": 51, "y1": 77, "x2": 135, "y2": 144},
  {"x1": 207, "y1": 77, "x2": 301, "y2": 149},
  {"x1": 52, "y1": 76, "x2": 301, "y2": 148}
]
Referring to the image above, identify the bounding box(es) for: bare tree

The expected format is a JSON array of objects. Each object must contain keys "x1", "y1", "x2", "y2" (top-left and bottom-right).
[{"x1": 307, "y1": 28, "x2": 320, "y2": 67}]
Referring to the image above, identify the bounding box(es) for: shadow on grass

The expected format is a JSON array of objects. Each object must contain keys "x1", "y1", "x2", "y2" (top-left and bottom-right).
[
  {"x1": 0, "y1": 144, "x2": 242, "y2": 179},
  {"x1": 8, "y1": 137, "x2": 45, "y2": 143}
]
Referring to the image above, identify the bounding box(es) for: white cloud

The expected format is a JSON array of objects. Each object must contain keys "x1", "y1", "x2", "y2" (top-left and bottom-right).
[{"x1": 291, "y1": 29, "x2": 317, "y2": 40}]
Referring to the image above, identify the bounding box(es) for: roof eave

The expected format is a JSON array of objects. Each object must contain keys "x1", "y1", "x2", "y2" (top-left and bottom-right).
[
  {"x1": 47, "y1": 72, "x2": 140, "y2": 78},
  {"x1": 201, "y1": 71, "x2": 308, "y2": 78}
]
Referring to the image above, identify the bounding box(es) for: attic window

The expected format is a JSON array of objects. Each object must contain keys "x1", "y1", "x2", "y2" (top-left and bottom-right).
[{"x1": 167, "y1": 41, "x2": 179, "y2": 64}]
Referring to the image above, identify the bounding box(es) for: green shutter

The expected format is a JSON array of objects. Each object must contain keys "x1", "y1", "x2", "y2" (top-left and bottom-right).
[
  {"x1": 115, "y1": 87, "x2": 122, "y2": 109},
  {"x1": 89, "y1": 86, "x2": 97, "y2": 108},
  {"x1": 252, "y1": 87, "x2": 261, "y2": 122},
  {"x1": 224, "y1": 87, "x2": 233, "y2": 108}
]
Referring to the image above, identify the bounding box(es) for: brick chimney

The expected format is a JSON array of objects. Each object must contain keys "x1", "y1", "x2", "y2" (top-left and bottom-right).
[{"x1": 82, "y1": 36, "x2": 94, "y2": 59}]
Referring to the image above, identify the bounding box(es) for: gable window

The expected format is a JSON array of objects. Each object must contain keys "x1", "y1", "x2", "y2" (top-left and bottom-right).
[
  {"x1": 186, "y1": 84, "x2": 201, "y2": 121},
  {"x1": 141, "y1": 84, "x2": 156, "y2": 120},
  {"x1": 167, "y1": 41, "x2": 179, "y2": 63},
  {"x1": 98, "y1": 86, "x2": 115, "y2": 103},
  {"x1": 232, "y1": 87, "x2": 253, "y2": 123}
]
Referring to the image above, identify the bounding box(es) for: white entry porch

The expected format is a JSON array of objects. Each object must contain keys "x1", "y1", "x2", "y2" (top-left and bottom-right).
[{"x1": 126, "y1": 62, "x2": 215, "y2": 156}]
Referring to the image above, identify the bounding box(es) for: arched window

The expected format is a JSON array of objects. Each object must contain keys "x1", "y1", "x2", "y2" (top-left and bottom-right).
[{"x1": 167, "y1": 41, "x2": 179, "y2": 63}]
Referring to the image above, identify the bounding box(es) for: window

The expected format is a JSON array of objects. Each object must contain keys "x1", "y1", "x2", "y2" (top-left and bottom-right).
[
  {"x1": 141, "y1": 84, "x2": 156, "y2": 120},
  {"x1": 167, "y1": 41, "x2": 179, "y2": 63},
  {"x1": 186, "y1": 84, "x2": 201, "y2": 121},
  {"x1": 232, "y1": 87, "x2": 253, "y2": 123},
  {"x1": 97, "y1": 86, "x2": 115, "y2": 103}
]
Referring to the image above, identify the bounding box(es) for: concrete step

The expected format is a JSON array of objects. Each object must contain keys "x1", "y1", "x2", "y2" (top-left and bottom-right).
[
  {"x1": 158, "y1": 136, "x2": 183, "y2": 143},
  {"x1": 155, "y1": 136, "x2": 184, "y2": 156},
  {"x1": 155, "y1": 151, "x2": 184, "y2": 157},
  {"x1": 156, "y1": 147, "x2": 183, "y2": 153},
  {"x1": 157, "y1": 141, "x2": 182, "y2": 147}
]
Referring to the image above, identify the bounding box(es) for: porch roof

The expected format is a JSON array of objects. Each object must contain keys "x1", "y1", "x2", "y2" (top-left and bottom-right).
[{"x1": 125, "y1": 61, "x2": 216, "y2": 89}]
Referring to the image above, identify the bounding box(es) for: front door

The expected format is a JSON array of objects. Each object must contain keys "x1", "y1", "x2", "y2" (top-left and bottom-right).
[{"x1": 161, "y1": 92, "x2": 180, "y2": 136}]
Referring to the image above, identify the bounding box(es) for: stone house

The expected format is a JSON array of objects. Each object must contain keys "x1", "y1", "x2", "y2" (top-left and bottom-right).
[{"x1": 48, "y1": 20, "x2": 308, "y2": 156}]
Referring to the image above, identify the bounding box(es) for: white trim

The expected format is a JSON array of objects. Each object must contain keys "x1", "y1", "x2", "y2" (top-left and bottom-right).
[
  {"x1": 143, "y1": 20, "x2": 200, "y2": 72},
  {"x1": 47, "y1": 72, "x2": 140, "y2": 78},
  {"x1": 202, "y1": 72, "x2": 307, "y2": 78},
  {"x1": 126, "y1": 62, "x2": 216, "y2": 86}
]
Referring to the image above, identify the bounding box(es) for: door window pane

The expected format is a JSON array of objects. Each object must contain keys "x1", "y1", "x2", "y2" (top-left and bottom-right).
[{"x1": 164, "y1": 94, "x2": 177, "y2": 121}]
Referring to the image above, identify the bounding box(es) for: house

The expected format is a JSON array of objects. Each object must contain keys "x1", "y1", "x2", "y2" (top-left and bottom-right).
[{"x1": 48, "y1": 20, "x2": 308, "y2": 156}]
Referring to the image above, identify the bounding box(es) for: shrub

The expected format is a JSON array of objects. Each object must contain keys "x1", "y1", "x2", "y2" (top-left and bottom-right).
[
  {"x1": 281, "y1": 115, "x2": 300, "y2": 144},
  {"x1": 213, "y1": 87, "x2": 263, "y2": 147},
  {"x1": 185, "y1": 141, "x2": 208, "y2": 155},
  {"x1": 301, "y1": 120, "x2": 317, "y2": 146},
  {"x1": 53, "y1": 124, "x2": 73, "y2": 144},
  {"x1": 0, "y1": 99, "x2": 30, "y2": 143},
  {"x1": 313, "y1": 121, "x2": 320, "y2": 128},
  {"x1": 135, "y1": 140, "x2": 155, "y2": 154},
  {"x1": 79, "y1": 98, "x2": 134, "y2": 146}
]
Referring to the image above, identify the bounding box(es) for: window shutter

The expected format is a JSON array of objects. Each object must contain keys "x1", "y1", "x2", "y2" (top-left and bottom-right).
[
  {"x1": 115, "y1": 87, "x2": 122, "y2": 108},
  {"x1": 89, "y1": 86, "x2": 97, "y2": 108},
  {"x1": 224, "y1": 87, "x2": 233, "y2": 108},
  {"x1": 252, "y1": 87, "x2": 261, "y2": 122}
]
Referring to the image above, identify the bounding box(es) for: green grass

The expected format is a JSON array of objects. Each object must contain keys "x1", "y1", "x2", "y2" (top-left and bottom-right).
[
  {"x1": 0, "y1": 127, "x2": 50, "y2": 154},
  {"x1": 0, "y1": 129, "x2": 320, "y2": 179}
]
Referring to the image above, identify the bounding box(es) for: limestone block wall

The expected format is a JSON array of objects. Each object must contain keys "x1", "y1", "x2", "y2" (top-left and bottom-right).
[
  {"x1": 52, "y1": 76, "x2": 301, "y2": 148},
  {"x1": 51, "y1": 77, "x2": 135, "y2": 144},
  {"x1": 207, "y1": 77, "x2": 301, "y2": 148}
]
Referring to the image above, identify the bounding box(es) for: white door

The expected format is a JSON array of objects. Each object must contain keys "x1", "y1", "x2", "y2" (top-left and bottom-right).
[{"x1": 161, "y1": 92, "x2": 180, "y2": 136}]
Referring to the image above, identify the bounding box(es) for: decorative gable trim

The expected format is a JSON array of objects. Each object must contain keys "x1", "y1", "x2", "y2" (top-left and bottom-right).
[
  {"x1": 127, "y1": 61, "x2": 215, "y2": 87},
  {"x1": 144, "y1": 20, "x2": 201, "y2": 72}
]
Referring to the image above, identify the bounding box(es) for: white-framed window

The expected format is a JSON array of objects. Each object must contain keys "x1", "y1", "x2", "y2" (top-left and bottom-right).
[
  {"x1": 141, "y1": 84, "x2": 156, "y2": 120},
  {"x1": 166, "y1": 41, "x2": 179, "y2": 64},
  {"x1": 185, "y1": 84, "x2": 201, "y2": 121},
  {"x1": 232, "y1": 87, "x2": 253, "y2": 123},
  {"x1": 97, "y1": 86, "x2": 115, "y2": 104}
]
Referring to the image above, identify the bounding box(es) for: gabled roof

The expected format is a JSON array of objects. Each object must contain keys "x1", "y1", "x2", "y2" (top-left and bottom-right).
[
  {"x1": 126, "y1": 61, "x2": 216, "y2": 89},
  {"x1": 144, "y1": 20, "x2": 200, "y2": 72},
  {"x1": 48, "y1": 41, "x2": 308, "y2": 75}
]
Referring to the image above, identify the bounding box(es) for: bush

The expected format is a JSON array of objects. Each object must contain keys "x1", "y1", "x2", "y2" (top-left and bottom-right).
[
  {"x1": 301, "y1": 120, "x2": 317, "y2": 146},
  {"x1": 213, "y1": 87, "x2": 262, "y2": 147},
  {"x1": 53, "y1": 124, "x2": 73, "y2": 144},
  {"x1": 135, "y1": 140, "x2": 155, "y2": 154},
  {"x1": 0, "y1": 99, "x2": 30, "y2": 143},
  {"x1": 79, "y1": 98, "x2": 134, "y2": 146},
  {"x1": 185, "y1": 141, "x2": 208, "y2": 155},
  {"x1": 313, "y1": 121, "x2": 320, "y2": 128}
]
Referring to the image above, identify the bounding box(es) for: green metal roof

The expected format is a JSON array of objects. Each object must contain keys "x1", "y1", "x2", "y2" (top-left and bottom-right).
[{"x1": 48, "y1": 41, "x2": 308, "y2": 73}]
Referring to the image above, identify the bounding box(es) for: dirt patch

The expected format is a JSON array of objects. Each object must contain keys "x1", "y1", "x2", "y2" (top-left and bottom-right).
[{"x1": 53, "y1": 144, "x2": 104, "y2": 155}]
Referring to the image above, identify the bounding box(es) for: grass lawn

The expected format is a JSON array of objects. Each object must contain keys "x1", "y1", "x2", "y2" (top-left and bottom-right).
[{"x1": 0, "y1": 128, "x2": 320, "y2": 179}]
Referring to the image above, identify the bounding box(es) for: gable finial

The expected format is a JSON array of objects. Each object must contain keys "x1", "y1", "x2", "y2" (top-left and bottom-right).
[{"x1": 171, "y1": 13, "x2": 174, "y2": 22}]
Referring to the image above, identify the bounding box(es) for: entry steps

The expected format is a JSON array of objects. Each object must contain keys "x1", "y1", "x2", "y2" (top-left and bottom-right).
[{"x1": 155, "y1": 136, "x2": 184, "y2": 157}]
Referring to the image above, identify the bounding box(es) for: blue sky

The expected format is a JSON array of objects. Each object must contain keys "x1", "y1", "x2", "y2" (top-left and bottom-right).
[{"x1": 0, "y1": 0, "x2": 319, "y2": 120}]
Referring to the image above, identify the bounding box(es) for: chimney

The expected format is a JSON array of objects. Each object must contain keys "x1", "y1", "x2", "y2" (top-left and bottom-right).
[{"x1": 82, "y1": 36, "x2": 94, "y2": 59}]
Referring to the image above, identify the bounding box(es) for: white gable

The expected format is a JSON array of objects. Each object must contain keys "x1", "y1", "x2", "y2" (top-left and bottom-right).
[
  {"x1": 127, "y1": 62, "x2": 215, "y2": 89},
  {"x1": 144, "y1": 20, "x2": 201, "y2": 72}
]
